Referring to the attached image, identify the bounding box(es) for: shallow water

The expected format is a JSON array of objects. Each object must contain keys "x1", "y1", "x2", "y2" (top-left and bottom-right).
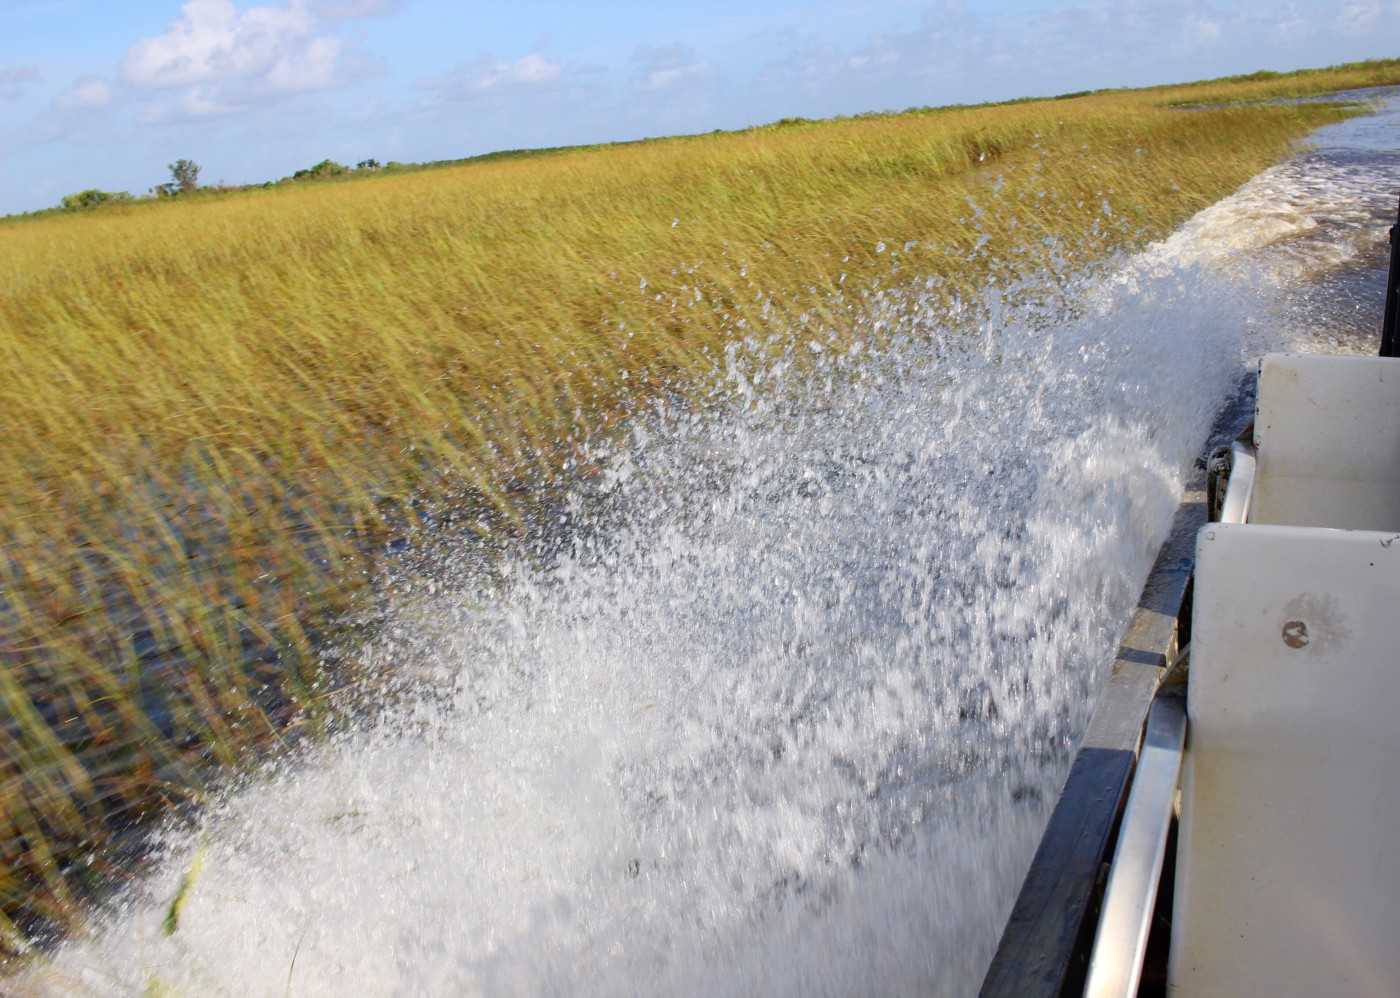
[{"x1": 29, "y1": 91, "x2": 1400, "y2": 997}]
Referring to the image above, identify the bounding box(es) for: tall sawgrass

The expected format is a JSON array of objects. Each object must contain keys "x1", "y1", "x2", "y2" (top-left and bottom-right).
[
  {"x1": 1, "y1": 60, "x2": 1395, "y2": 954},
  {"x1": 1161, "y1": 57, "x2": 1400, "y2": 106}
]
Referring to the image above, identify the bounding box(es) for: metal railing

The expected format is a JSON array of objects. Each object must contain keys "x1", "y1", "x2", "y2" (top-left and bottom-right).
[
  {"x1": 1083, "y1": 681, "x2": 1187, "y2": 998},
  {"x1": 1218, "y1": 438, "x2": 1256, "y2": 524}
]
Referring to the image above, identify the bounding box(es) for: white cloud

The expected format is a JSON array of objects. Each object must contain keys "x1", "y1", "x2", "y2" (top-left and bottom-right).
[
  {"x1": 54, "y1": 76, "x2": 112, "y2": 110},
  {"x1": 0, "y1": 64, "x2": 41, "y2": 100},
  {"x1": 307, "y1": 0, "x2": 399, "y2": 16},
  {"x1": 1191, "y1": 16, "x2": 1224, "y2": 45},
  {"x1": 415, "y1": 53, "x2": 565, "y2": 102},
  {"x1": 495, "y1": 52, "x2": 563, "y2": 88},
  {"x1": 119, "y1": 0, "x2": 384, "y2": 119},
  {"x1": 629, "y1": 43, "x2": 718, "y2": 93},
  {"x1": 136, "y1": 89, "x2": 242, "y2": 124},
  {"x1": 266, "y1": 32, "x2": 343, "y2": 90},
  {"x1": 1268, "y1": 4, "x2": 1312, "y2": 43},
  {"x1": 758, "y1": 5, "x2": 993, "y2": 97},
  {"x1": 1332, "y1": 0, "x2": 1383, "y2": 33},
  {"x1": 754, "y1": 0, "x2": 1400, "y2": 112},
  {"x1": 123, "y1": 0, "x2": 315, "y2": 89}
]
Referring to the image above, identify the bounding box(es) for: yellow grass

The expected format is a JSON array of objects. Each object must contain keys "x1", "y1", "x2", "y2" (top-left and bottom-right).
[{"x1": 1, "y1": 58, "x2": 1396, "y2": 954}]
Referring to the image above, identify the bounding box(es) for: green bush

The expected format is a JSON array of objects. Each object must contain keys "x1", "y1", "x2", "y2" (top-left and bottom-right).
[
  {"x1": 58, "y1": 189, "x2": 131, "y2": 211},
  {"x1": 290, "y1": 159, "x2": 349, "y2": 181}
]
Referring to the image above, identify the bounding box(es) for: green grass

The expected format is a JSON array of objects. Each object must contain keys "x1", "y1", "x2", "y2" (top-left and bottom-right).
[{"x1": 1, "y1": 57, "x2": 1397, "y2": 957}]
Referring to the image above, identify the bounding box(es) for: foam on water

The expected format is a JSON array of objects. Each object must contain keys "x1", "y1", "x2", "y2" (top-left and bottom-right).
[{"x1": 29, "y1": 93, "x2": 1400, "y2": 997}]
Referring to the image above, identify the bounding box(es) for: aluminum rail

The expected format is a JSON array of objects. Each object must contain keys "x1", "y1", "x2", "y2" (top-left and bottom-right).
[
  {"x1": 1083, "y1": 688, "x2": 1187, "y2": 998},
  {"x1": 1218, "y1": 438, "x2": 1256, "y2": 524},
  {"x1": 1381, "y1": 192, "x2": 1399, "y2": 358}
]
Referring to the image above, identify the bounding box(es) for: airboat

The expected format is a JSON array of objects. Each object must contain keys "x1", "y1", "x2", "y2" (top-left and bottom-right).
[{"x1": 980, "y1": 193, "x2": 1400, "y2": 998}]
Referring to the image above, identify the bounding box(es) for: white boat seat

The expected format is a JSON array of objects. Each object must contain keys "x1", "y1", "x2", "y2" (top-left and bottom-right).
[{"x1": 1170, "y1": 353, "x2": 1400, "y2": 997}]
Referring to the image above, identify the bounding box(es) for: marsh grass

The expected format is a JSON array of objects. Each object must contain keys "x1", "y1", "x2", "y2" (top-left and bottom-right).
[{"x1": 1, "y1": 59, "x2": 1396, "y2": 955}]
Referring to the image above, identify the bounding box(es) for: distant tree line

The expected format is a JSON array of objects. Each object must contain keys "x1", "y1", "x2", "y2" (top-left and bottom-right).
[
  {"x1": 57, "y1": 159, "x2": 202, "y2": 211},
  {"x1": 55, "y1": 156, "x2": 397, "y2": 213},
  {"x1": 280, "y1": 158, "x2": 403, "y2": 182}
]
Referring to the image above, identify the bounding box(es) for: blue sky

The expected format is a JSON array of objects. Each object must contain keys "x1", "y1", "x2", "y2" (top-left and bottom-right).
[{"x1": 1, "y1": 0, "x2": 1396, "y2": 216}]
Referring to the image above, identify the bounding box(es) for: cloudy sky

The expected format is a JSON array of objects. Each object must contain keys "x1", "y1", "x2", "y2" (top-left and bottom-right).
[{"x1": 1, "y1": 0, "x2": 1396, "y2": 216}]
